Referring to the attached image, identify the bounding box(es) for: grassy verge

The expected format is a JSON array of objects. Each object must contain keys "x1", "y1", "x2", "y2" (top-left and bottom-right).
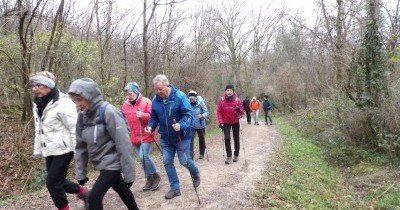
[{"x1": 249, "y1": 118, "x2": 400, "y2": 209}]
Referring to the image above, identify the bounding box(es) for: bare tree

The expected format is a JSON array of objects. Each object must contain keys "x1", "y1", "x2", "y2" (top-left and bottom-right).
[{"x1": 216, "y1": 0, "x2": 253, "y2": 93}]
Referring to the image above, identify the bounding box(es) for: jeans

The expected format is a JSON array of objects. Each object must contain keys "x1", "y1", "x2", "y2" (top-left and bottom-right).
[
  {"x1": 89, "y1": 170, "x2": 139, "y2": 210},
  {"x1": 223, "y1": 123, "x2": 240, "y2": 157},
  {"x1": 134, "y1": 143, "x2": 158, "y2": 176},
  {"x1": 161, "y1": 138, "x2": 200, "y2": 191},
  {"x1": 190, "y1": 128, "x2": 206, "y2": 159},
  {"x1": 251, "y1": 110, "x2": 259, "y2": 123},
  {"x1": 45, "y1": 152, "x2": 80, "y2": 209}
]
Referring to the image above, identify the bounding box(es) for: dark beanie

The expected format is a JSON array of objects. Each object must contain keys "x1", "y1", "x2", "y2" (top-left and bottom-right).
[{"x1": 225, "y1": 84, "x2": 234, "y2": 91}]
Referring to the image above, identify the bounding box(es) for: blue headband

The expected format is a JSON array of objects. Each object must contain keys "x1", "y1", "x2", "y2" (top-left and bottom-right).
[{"x1": 124, "y1": 82, "x2": 140, "y2": 94}]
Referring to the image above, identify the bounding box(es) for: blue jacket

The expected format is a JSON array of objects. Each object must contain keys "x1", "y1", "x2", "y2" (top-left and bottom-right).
[
  {"x1": 148, "y1": 86, "x2": 193, "y2": 143},
  {"x1": 262, "y1": 99, "x2": 273, "y2": 111},
  {"x1": 190, "y1": 96, "x2": 208, "y2": 129}
]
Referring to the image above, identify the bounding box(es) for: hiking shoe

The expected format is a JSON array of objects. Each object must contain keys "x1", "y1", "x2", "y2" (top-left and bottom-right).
[
  {"x1": 233, "y1": 156, "x2": 239, "y2": 162},
  {"x1": 143, "y1": 176, "x2": 153, "y2": 191},
  {"x1": 192, "y1": 175, "x2": 200, "y2": 188},
  {"x1": 225, "y1": 157, "x2": 232, "y2": 164},
  {"x1": 150, "y1": 173, "x2": 161, "y2": 191},
  {"x1": 198, "y1": 155, "x2": 204, "y2": 159},
  {"x1": 165, "y1": 189, "x2": 181, "y2": 199},
  {"x1": 77, "y1": 186, "x2": 89, "y2": 210}
]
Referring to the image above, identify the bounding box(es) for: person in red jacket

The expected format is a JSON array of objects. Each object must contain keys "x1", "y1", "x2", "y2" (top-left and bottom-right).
[
  {"x1": 217, "y1": 84, "x2": 244, "y2": 164},
  {"x1": 121, "y1": 82, "x2": 161, "y2": 191}
]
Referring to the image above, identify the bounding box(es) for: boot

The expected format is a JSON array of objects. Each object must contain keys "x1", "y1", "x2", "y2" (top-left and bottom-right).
[
  {"x1": 143, "y1": 176, "x2": 153, "y2": 191},
  {"x1": 77, "y1": 186, "x2": 89, "y2": 210},
  {"x1": 192, "y1": 175, "x2": 200, "y2": 187},
  {"x1": 150, "y1": 173, "x2": 161, "y2": 191},
  {"x1": 225, "y1": 157, "x2": 232, "y2": 164},
  {"x1": 233, "y1": 156, "x2": 239, "y2": 162},
  {"x1": 164, "y1": 189, "x2": 181, "y2": 199},
  {"x1": 59, "y1": 205, "x2": 69, "y2": 210}
]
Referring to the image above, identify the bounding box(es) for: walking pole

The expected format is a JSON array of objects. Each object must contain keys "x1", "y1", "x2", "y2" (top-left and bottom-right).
[
  {"x1": 221, "y1": 127, "x2": 225, "y2": 158},
  {"x1": 137, "y1": 108, "x2": 147, "y2": 180},
  {"x1": 174, "y1": 119, "x2": 201, "y2": 204},
  {"x1": 152, "y1": 138, "x2": 163, "y2": 154},
  {"x1": 199, "y1": 117, "x2": 209, "y2": 161},
  {"x1": 238, "y1": 115, "x2": 247, "y2": 167}
]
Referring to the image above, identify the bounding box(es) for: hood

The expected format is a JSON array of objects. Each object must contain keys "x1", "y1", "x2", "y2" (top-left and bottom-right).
[{"x1": 68, "y1": 78, "x2": 103, "y2": 114}]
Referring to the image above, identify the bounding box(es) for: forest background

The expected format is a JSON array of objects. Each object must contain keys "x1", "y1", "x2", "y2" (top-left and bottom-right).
[{"x1": 0, "y1": 0, "x2": 399, "y2": 205}]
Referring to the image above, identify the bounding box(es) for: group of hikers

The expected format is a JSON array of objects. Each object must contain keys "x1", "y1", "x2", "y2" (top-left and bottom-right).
[{"x1": 29, "y1": 71, "x2": 273, "y2": 210}]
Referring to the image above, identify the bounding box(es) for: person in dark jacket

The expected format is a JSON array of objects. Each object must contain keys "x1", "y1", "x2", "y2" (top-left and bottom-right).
[
  {"x1": 144, "y1": 74, "x2": 200, "y2": 199},
  {"x1": 242, "y1": 96, "x2": 251, "y2": 124},
  {"x1": 216, "y1": 84, "x2": 244, "y2": 164},
  {"x1": 68, "y1": 78, "x2": 139, "y2": 210},
  {"x1": 263, "y1": 95, "x2": 273, "y2": 125},
  {"x1": 30, "y1": 71, "x2": 88, "y2": 210},
  {"x1": 187, "y1": 90, "x2": 209, "y2": 160}
]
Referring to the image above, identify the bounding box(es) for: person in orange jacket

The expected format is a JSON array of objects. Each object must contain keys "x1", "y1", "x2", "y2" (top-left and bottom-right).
[{"x1": 249, "y1": 97, "x2": 261, "y2": 125}]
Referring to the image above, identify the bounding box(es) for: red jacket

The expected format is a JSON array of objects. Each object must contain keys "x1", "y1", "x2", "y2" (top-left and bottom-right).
[
  {"x1": 121, "y1": 94, "x2": 156, "y2": 145},
  {"x1": 217, "y1": 93, "x2": 244, "y2": 125}
]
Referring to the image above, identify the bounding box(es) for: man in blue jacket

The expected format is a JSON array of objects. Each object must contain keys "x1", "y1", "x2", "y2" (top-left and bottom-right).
[{"x1": 144, "y1": 74, "x2": 200, "y2": 199}]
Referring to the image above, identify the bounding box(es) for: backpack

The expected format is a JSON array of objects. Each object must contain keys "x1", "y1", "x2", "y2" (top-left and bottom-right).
[{"x1": 79, "y1": 101, "x2": 130, "y2": 134}]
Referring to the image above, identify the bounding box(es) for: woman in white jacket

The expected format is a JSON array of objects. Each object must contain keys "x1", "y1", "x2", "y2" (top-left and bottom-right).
[{"x1": 30, "y1": 71, "x2": 88, "y2": 210}]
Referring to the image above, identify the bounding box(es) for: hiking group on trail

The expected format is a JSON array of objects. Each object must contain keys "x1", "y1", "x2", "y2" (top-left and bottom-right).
[{"x1": 28, "y1": 71, "x2": 273, "y2": 210}]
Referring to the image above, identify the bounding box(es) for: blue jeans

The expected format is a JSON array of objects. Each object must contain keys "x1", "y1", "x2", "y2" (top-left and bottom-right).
[
  {"x1": 134, "y1": 143, "x2": 158, "y2": 177},
  {"x1": 161, "y1": 138, "x2": 200, "y2": 191}
]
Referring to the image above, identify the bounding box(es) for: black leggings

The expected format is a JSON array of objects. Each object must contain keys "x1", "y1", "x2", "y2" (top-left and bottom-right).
[
  {"x1": 45, "y1": 152, "x2": 80, "y2": 209},
  {"x1": 89, "y1": 170, "x2": 139, "y2": 210},
  {"x1": 190, "y1": 128, "x2": 206, "y2": 158},
  {"x1": 223, "y1": 123, "x2": 240, "y2": 157}
]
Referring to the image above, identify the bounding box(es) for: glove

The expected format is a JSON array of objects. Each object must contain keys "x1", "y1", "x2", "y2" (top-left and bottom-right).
[
  {"x1": 219, "y1": 123, "x2": 224, "y2": 129},
  {"x1": 125, "y1": 181, "x2": 133, "y2": 188},
  {"x1": 78, "y1": 177, "x2": 89, "y2": 186},
  {"x1": 144, "y1": 127, "x2": 152, "y2": 133},
  {"x1": 136, "y1": 110, "x2": 143, "y2": 118},
  {"x1": 235, "y1": 107, "x2": 241, "y2": 113}
]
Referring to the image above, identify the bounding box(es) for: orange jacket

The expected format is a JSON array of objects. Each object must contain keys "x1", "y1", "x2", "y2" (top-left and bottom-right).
[{"x1": 250, "y1": 99, "x2": 261, "y2": 111}]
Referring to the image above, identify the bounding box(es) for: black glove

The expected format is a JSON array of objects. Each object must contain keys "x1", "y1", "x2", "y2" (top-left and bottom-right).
[
  {"x1": 235, "y1": 107, "x2": 241, "y2": 113},
  {"x1": 125, "y1": 181, "x2": 133, "y2": 188},
  {"x1": 78, "y1": 177, "x2": 89, "y2": 186},
  {"x1": 219, "y1": 123, "x2": 224, "y2": 129}
]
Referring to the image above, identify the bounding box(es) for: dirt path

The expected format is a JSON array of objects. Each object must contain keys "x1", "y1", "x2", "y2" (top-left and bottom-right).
[{"x1": 0, "y1": 119, "x2": 281, "y2": 210}]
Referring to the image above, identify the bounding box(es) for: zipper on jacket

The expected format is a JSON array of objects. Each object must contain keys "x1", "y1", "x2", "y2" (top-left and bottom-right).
[{"x1": 163, "y1": 102, "x2": 170, "y2": 143}]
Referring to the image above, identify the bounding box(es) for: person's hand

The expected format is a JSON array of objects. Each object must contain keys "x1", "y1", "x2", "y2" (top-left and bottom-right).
[
  {"x1": 219, "y1": 123, "x2": 224, "y2": 129},
  {"x1": 78, "y1": 177, "x2": 89, "y2": 186},
  {"x1": 125, "y1": 181, "x2": 133, "y2": 188},
  {"x1": 32, "y1": 154, "x2": 41, "y2": 159},
  {"x1": 144, "y1": 127, "x2": 152, "y2": 133},
  {"x1": 235, "y1": 107, "x2": 241, "y2": 113},
  {"x1": 197, "y1": 114, "x2": 203, "y2": 119},
  {"x1": 172, "y1": 122, "x2": 181, "y2": 131},
  {"x1": 136, "y1": 110, "x2": 143, "y2": 118}
]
